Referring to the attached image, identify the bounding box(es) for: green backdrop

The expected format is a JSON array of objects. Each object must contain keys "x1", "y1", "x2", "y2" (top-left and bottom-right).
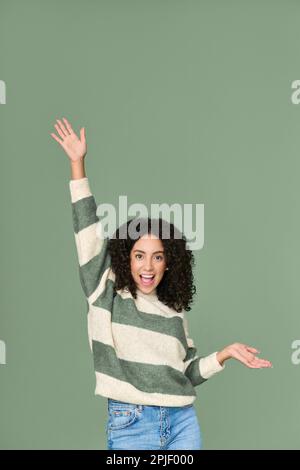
[{"x1": 1, "y1": 0, "x2": 299, "y2": 449}]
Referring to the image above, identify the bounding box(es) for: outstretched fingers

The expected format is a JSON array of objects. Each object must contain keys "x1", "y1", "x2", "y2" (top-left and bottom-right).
[
  {"x1": 246, "y1": 356, "x2": 272, "y2": 368},
  {"x1": 233, "y1": 345, "x2": 273, "y2": 369},
  {"x1": 51, "y1": 117, "x2": 73, "y2": 144},
  {"x1": 54, "y1": 122, "x2": 66, "y2": 140},
  {"x1": 50, "y1": 132, "x2": 63, "y2": 145},
  {"x1": 62, "y1": 117, "x2": 74, "y2": 135},
  {"x1": 56, "y1": 118, "x2": 70, "y2": 137},
  {"x1": 245, "y1": 346, "x2": 260, "y2": 354}
]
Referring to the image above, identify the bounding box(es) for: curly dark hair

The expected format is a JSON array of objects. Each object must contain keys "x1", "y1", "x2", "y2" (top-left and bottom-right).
[{"x1": 107, "y1": 217, "x2": 196, "y2": 312}]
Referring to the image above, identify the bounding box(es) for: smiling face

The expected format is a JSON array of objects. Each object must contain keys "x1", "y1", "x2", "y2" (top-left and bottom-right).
[{"x1": 130, "y1": 233, "x2": 167, "y2": 295}]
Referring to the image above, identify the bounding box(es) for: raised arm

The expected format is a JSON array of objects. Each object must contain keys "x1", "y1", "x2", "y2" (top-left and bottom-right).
[{"x1": 51, "y1": 118, "x2": 114, "y2": 304}]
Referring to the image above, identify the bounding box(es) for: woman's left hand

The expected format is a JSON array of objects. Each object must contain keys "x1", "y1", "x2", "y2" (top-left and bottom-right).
[{"x1": 216, "y1": 343, "x2": 272, "y2": 368}]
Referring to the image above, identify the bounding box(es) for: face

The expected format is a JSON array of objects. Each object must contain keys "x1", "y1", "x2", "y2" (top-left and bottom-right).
[{"x1": 130, "y1": 233, "x2": 167, "y2": 295}]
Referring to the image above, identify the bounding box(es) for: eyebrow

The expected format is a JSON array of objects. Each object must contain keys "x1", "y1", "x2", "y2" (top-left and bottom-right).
[{"x1": 133, "y1": 250, "x2": 164, "y2": 254}]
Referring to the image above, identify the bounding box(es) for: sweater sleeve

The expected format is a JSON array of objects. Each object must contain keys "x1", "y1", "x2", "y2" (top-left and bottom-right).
[
  {"x1": 183, "y1": 313, "x2": 225, "y2": 387},
  {"x1": 69, "y1": 177, "x2": 113, "y2": 303}
]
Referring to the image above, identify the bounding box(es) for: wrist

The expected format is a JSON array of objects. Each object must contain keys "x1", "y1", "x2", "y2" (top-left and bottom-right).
[
  {"x1": 216, "y1": 348, "x2": 231, "y2": 366},
  {"x1": 70, "y1": 158, "x2": 85, "y2": 168},
  {"x1": 70, "y1": 158, "x2": 86, "y2": 179}
]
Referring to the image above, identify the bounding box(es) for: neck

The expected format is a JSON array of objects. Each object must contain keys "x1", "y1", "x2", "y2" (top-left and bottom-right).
[{"x1": 136, "y1": 287, "x2": 157, "y2": 299}]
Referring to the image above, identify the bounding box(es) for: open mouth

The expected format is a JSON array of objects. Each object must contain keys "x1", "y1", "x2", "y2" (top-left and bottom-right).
[{"x1": 139, "y1": 274, "x2": 155, "y2": 286}]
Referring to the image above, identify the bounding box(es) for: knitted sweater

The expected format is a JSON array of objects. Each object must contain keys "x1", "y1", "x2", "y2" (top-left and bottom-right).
[{"x1": 69, "y1": 177, "x2": 225, "y2": 407}]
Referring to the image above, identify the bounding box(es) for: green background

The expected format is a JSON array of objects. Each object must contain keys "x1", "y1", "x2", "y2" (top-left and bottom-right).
[{"x1": 1, "y1": 0, "x2": 299, "y2": 449}]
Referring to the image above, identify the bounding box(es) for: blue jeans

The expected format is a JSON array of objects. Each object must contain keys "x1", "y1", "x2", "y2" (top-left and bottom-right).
[{"x1": 106, "y1": 398, "x2": 202, "y2": 450}]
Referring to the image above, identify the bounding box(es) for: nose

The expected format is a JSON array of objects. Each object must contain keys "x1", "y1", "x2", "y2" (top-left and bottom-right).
[{"x1": 144, "y1": 256, "x2": 154, "y2": 271}]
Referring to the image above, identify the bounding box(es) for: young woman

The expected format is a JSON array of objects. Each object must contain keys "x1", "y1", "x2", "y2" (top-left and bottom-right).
[{"x1": 51, "y1": 117, "x2": 272, "y2": 450}]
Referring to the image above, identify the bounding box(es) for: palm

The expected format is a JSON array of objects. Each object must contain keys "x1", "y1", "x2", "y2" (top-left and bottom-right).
[
  {"x1": 230, "y1": 343, "x2": 272, "y2": 369},
  {"x1": 61, "y1": 132, "x2": 86, "y2": 162}
]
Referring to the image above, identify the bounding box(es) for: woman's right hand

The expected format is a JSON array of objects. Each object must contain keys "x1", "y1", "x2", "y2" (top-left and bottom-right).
[{"x1": 50, "y1": 117, "x2": 87, "y2": 163}]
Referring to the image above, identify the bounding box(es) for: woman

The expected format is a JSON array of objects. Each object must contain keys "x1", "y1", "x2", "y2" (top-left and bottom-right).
[{"x1": 50, "y1": 117, "x2": 272, "y2": 450}]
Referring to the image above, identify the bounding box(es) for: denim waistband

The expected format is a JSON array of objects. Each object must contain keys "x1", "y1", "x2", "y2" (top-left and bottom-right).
[{"x1": 107, "y1": 398, "x2": 193, "y2": 409}]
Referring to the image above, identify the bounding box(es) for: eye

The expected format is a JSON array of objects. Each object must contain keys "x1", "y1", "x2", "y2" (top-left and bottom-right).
[
  {"x1": 155, "y1": 255, "x2": 163, "y2": 261},
  {"x1": 135, "y1": 253, "x2": 143, "y2": 260}
]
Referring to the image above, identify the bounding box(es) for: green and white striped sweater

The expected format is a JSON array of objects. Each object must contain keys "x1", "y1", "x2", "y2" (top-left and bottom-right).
[{"x1": 69, "y1": 177, "x2": 225, "y2": 407}]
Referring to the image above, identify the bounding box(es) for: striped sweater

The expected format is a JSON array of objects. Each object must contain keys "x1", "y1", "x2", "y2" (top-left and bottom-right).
[{"x1": 69, "y1": 177, "x2": 225, "y2": 407}]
